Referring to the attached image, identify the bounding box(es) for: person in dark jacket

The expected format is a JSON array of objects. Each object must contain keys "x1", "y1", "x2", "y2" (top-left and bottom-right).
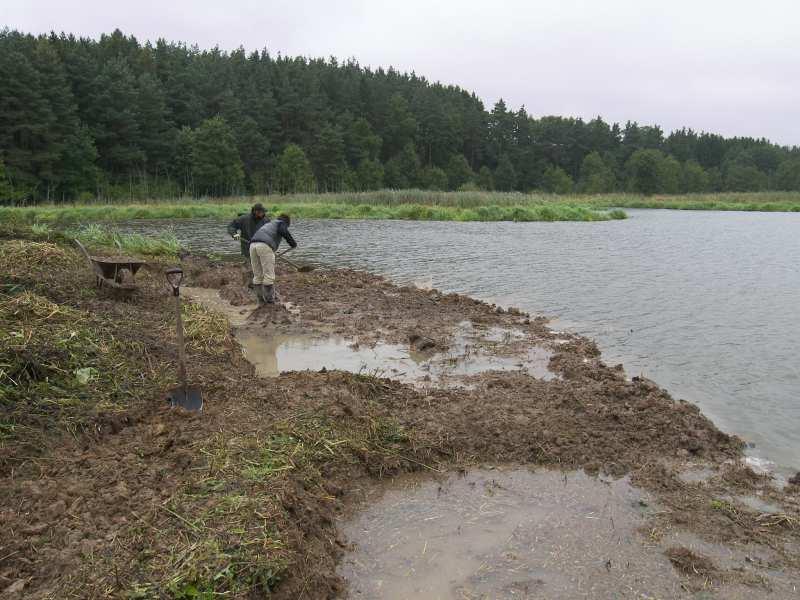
[
  {"x1": 227, "y1": 203, "x2": 269, "y2": 261},
  {"x1": 249, "y1": 213, "x2": 297, "y2": 304}
]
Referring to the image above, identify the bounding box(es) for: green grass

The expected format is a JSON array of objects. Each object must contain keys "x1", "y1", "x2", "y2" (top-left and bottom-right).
[
  {"x1": 67, "y1": 223, "x2": 181, "y2": 255},
  {"x1": 10, "y1": 188, "x2": 800, "y2": 208},
  {"x1": 6, "y1": 190, "x2": 800, "y2": 232},
  {"x1": 9, "y1": 188, "x2": 800, "y2": 209},
  {"x1": 0, "y1": 199, "x2": 625, "y2": 223},
  {"x1": 5, "y1": 190, "x2": 800, "y2": 226},
  {"x1": 588, "y1": 196, "x2": 800, "y2": 212},
  {"x1": 3, "y1": 221, "x2": 181, "y2": 256},
  {"x1": 271, "y1": 189, "x2": 800, "y2": 211},
  {"x1": 571, "y1": 191, "x2": 800, "y2": 212}
]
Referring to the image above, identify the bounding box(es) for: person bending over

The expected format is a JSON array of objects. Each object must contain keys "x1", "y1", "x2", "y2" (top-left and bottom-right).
[{"x1": 249, "y1": 213, "x2": 297, "y2": 304}]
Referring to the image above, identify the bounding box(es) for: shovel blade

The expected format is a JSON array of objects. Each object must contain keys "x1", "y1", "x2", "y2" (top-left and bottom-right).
[{"x1": 167, "y1": 386, "x2": 203, "y2": 412}]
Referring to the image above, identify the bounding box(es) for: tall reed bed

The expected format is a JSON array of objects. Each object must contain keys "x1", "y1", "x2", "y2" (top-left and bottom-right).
[
  {"x1": 13, "y1": 189, "x2": 799, "y2": 210},
  {"x1": 0, "y1": 201, "x2": 626, "y2": 224},
  {"x1": 3, "y1": 221, "x2": 181, "y2": 255}
]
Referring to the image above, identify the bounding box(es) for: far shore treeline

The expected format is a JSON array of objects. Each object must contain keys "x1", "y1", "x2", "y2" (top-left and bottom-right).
[{"x1": 2, "y1": 28, "x2": 800, "y2": 204}]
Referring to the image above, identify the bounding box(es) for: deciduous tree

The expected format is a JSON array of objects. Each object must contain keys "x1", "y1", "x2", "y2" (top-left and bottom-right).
[
  {"x1": 384, "y1": 142, "x2": 420, "y2": 189},
  {"x1": 542, "y1": 165, "x2": 574, "y2": 194},
  {"x1": 578, "y1": 152, "x2": 615, "y2": 193},
  {"x1": 418, "y1": 166, "x2": 448, "y2": 191},
  {"x1": 681, "y1": 160, "x2": 710, "y2": 193},
  {"x1": 445, "y1": 154, "x2": 474, "y2": 191},
  {"x1": 356, "y1": 158, "x2": 384, "y2": 190},
  {"x1": 189, "y1": 116, "x2": 244, "y2": 196},
  {"x1": 275, "y1": 143, "x2": 316, "y2": 193},
  {"x1": 493, "y1": 154, "x2": 516, "y2": 191}
]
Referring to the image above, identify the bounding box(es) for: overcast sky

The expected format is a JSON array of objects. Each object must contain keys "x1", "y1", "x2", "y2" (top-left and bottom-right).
[{"x1": 3, "y1": 0, "x2": 799, "y2": 145}]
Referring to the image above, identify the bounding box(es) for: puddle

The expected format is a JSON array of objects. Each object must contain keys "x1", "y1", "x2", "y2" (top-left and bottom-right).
[
  {"x1": 184, "y1": 287, "x2": 557, "y2": 386},
  {"x1": 727, "y1": 494, "x2": 784, "y2": 514},
  {"x1": 340, "y1": 469, "x2": 800, "y2": 599},
  {"x1": 483, "y1": 326, "x2": 527, "y2": 343},
  {"x1": 744, "y1": 455, "x2": 776, "y2": 475},
  {"x1": 235, "y1": 330, "x2": 556, "y2": 386},
  {"x1": 433, "y1": 321, "x2": 557, "y2": 383},
  {"x1": 338, "y1": 468, "x2": 700, "y2": 599},
  {"x1": 236, "y1": 330, "x2": 556, "y2": 385},
  {"x1": 235, "y1": 331, "x2": 426, "y2": 380},
  {"x1": 677, "y1": 465, "x2": 717, "y2": 484},
  {"x1": 443, "y1": 346, "x2": 556, "y2": 381}
]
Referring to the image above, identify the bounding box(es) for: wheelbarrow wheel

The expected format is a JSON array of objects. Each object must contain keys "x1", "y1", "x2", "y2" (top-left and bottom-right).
[{"x1": 116, "y1": 267, "x2": 134, "y2": 286}]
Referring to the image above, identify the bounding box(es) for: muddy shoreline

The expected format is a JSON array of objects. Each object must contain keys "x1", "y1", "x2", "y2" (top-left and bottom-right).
[{"x1": 2, "y1": 242, "x2": 799, "y2": 598}]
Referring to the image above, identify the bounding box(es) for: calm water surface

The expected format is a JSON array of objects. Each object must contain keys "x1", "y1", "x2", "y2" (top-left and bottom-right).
[{"x1": 118, "y1": 210, "x2": 800, "y2": 475}]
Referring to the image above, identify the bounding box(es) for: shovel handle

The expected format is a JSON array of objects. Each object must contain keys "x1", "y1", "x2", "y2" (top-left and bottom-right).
[
  {"x1": 175, "y1": 294, "x2": 187, "y2": 389},
  {"x1": 277, "y1": 253, "x2": 302, "y2": 271}
]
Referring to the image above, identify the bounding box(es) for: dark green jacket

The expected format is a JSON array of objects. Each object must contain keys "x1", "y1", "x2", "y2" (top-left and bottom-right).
[{"x1": 227, "y1": 213, "x2": 269, "y2": 256}]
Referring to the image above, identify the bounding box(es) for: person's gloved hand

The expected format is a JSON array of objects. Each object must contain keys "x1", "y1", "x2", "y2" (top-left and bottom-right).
[{"x1": 232, "y1": 232, "x2": 241, "y2": 241}]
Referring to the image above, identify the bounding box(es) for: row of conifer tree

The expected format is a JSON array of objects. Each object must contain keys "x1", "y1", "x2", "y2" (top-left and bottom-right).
[{"x1": 1, "y1": 29, "x2": 799, "y2": 202}]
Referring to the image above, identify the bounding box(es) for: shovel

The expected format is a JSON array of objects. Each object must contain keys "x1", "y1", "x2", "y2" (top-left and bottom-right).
[
  {"x1": 276, "y1": 247, "x2": 314, "y2": 272},
  {"x1": 164, "y1": 267, "x2": 203, "y2": 412}
]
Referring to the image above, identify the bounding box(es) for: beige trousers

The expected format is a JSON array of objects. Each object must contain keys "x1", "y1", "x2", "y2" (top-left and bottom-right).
[{"x1": 249, "y1": 242, "x2": 275, "y2": 285}]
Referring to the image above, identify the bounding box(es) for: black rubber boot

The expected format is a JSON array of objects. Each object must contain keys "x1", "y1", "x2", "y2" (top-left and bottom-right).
[
  {"x1": 263, "y1": 284, "x2": 275, "y2": 304},
  {"x1": 255, "y1": 284, "x2": 266, "y2": 305}
]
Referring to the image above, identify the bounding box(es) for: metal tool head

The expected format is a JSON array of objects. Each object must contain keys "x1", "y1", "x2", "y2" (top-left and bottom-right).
[
  {"x1": 165, "y1": 267, "x2": 184, "y2": 296},
  {"x1": 166, "y1": 386, "x2": 203, "y2": 412}
]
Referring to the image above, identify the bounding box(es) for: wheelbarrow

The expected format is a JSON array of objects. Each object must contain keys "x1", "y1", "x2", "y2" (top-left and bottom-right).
[{"x1": 75, "y1": 239, "x2": 145, "y2": 292}]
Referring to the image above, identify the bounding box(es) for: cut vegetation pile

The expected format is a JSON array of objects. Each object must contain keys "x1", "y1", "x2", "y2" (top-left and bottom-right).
[
  {"x1": 0, "y1": 291, "x2": 130, "y2": 460},
  {"x1": 0, "y1": 238, "x2": 172, "y2": 468}
]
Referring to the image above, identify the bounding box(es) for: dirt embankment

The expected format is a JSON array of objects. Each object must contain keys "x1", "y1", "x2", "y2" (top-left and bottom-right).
[{"x1": 1, "y1": 240, "x2": 799, "y2": 598}]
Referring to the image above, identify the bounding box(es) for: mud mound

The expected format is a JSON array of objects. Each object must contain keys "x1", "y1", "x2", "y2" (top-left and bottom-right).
[
  {"x1": 407, "y1": 331, "x2": 438, "y2": 351},
  {"x1": 280, "y1": 369, "x2": 741, "y2": 477},
  {"x1": 665, "y1": 546, "x2": 717, "y2": 576},
  {"x1": 182, "y1": 255, "x2": 248, "y2": 289},
  {"x1": 219, "y1": 282, "x2": 254, "y2": 305}
]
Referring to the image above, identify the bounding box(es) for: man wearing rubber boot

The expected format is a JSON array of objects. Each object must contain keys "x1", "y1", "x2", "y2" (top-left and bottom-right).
[
  {"x1": 227, "y1": 203, "x2": 269, "y2": 265},
  {"x1": 249, "y1": 213, "x2": 297, "y2": 304}
]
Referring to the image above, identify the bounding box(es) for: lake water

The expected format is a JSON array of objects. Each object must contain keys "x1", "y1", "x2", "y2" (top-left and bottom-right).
[{"x1": 117, "y1": 209, "x2": 800, "y2": 476}]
